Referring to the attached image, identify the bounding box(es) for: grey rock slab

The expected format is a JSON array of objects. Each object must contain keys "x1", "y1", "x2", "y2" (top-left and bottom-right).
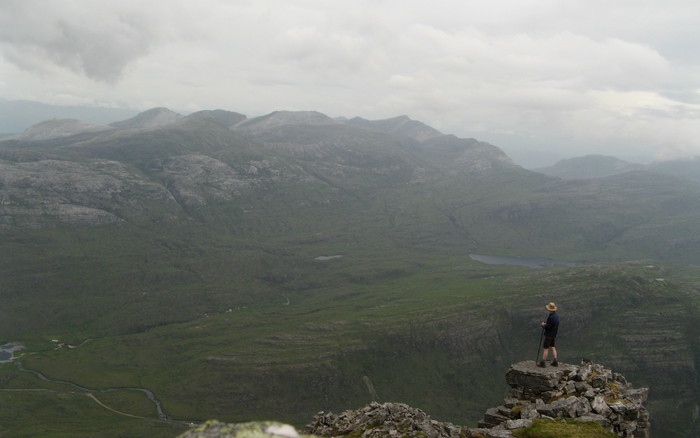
[{"x1": 505, "y1": 361, "x2": 577, "y2": 395}]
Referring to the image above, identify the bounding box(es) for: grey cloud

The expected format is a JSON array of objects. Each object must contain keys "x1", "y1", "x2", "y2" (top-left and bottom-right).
[
  {"x1": 1, "y1": 0, "x2": 699, "y2": 165},
  {"x1": 0, "y1": 1, "x2": 157, "y2": 82}
]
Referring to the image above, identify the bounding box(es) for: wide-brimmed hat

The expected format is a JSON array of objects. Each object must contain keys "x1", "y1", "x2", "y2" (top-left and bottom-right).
[{"x1": 546, "y1": 302, "x2": 558, "y2": 311}]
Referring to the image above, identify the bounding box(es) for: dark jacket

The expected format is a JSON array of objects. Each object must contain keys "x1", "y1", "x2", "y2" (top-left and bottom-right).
[{"x1": 544, "y1": 311, "x2": 559, "y2": 337}]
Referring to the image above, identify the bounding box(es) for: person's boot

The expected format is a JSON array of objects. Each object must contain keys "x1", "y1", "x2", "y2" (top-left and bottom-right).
[
  {"x1": 551, "y1": 359, "x2": 558, "y2": 367},
  {"x1": 538, "y1": 360, "x2": 546, "y2": 368}
]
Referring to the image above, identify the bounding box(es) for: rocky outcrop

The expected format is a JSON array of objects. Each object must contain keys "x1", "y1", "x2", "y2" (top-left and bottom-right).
[
  {"x1": 0, "y1": 158, "x2": 179, "y2": 228},
  {"x1": 305, "y1": 402, "x2": 465, "y2": 438},
  {"x1": 306, "y1": 361, "x2": 650, "y2": 437},
  {"x1": 178, "y1": 360, "x2": 649, "y2": 438},
  {"x1": 155, "y1": 154, "x2": 253, "y2": 207},
  {"x1": 477, "y1": 360, "x2": 650, "y2": 437},
  {"x1": 183, "y1": 404, "x2": 509, "y2": 438}
]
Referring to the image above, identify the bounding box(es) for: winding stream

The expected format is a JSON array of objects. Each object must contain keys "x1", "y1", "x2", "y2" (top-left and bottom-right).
[{"x1": 13, "y1": 361, "x2": 169, "y2": 421}]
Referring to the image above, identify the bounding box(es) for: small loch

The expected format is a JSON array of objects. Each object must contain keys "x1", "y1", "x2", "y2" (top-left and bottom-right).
[
  {"x1": 0, "y1": 342, "x2": 25, "y2": 363},
  {"x1": 470, "y1": 254, "x2": 576, "y2": 268},
  {"x1": 314, "y1": 255, "x2": 343, "y2": 261}
]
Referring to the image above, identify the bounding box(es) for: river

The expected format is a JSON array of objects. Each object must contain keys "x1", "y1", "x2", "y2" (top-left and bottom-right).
[
  {"x1": 1, "y1": 341, "x2": 169, "y2": 421},
  {"x1": 11, "y1": 360, "x2": 168, "y2": 421}
]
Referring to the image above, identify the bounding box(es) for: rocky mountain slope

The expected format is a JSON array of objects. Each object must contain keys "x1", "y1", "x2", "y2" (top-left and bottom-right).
[{"x1": 0, "y1": 107, "x2": 524, "y2": 232}]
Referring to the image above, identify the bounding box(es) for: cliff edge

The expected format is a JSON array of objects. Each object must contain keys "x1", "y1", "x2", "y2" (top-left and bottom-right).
[
  {"x1": 177, "y1": 360, "x2": 649, "y2": 438},
  {"x1": 473, "y1": 360, "x2": 650, "y2": 437}
]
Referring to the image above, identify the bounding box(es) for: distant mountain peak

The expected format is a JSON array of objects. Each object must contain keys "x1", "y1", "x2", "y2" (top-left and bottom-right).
[
  {"x1": 536, "y1": 155, "x2": 644, "y2": 179},
  {"x1": 110, "y1": 107, "x2": 182, "y2": 130},
  {"x1": 13, "y1": 118, "x2": 110, "y2": 141},
  {"x1": 237, "y1": 110, "x2": 340, "y2": 134},
  {"x1": 648, "y1": 156, "x2": 700, "y2": 184},
  {"x1": 379, "y1": 114, "x2": 412, "y2": 124},
  {"x1": 345, "y1": 115, "x2": 443, "y2": 142},
  {"x1": 182, "y1": 109, "x2": 247, "y2": 128},
  {"x1": 421, "y1": 135, "x2": 517, "y2": 171}
]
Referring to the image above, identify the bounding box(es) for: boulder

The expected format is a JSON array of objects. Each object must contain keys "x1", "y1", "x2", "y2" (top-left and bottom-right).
[
  {"x1": 505, "y1": 419, "x2": 532, "y2": 430},
  {"x1": 591, "y1": 394, "x2": 612, "y2": 416},
  {"x1": 504, "y1": 361, "x2": 576, "y2": 397},
  {"x1": 536, "y1": 395, "x2": 591, "y2": 418},
  {"x1": 478, "y1": 407, "x2": 511, "y2": 428},
  {"x1": 177, "y1": 421, "x2": 315, "y2": 438}
]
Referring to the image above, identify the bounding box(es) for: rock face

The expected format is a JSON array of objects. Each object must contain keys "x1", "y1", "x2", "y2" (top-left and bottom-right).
[
  {"x1": 0, "y1": 158, "x2": 179, "y2": 229},
  {"x1": 476, "y1": 360, "x2": 650, "y2": 437}
]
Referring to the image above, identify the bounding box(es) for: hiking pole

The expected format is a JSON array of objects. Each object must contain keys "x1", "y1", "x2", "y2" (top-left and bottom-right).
[{"x1": 536, "y1": 326, "x2": 544, "y2": 364}]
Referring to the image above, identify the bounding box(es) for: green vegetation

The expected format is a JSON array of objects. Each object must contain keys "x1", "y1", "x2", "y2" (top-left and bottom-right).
[
  {"x1": 0, "y1": 364, "x2": 187, "y2": 437},
  {"x1": 512, "y1": 419, "x2": 617, "y2": 438},
  {"x1": 5, "y1": 261, "x2": 700, "y2": 435},
  {"x1": 0, "y1": 389, "x2": 186, "y2": 438}
]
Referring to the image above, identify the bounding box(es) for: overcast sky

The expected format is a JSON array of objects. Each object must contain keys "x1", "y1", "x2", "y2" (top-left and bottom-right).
[{"x1": 1, "y1": 0, "x2": 699, "y2": 167}]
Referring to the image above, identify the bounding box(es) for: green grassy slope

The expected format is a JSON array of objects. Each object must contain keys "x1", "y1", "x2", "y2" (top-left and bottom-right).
[{"x1": 4, "y1": 261, "x2": 700, "y2": 436}]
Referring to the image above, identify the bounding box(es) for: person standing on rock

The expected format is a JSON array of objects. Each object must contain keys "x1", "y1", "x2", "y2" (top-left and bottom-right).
[{"x1": 538, "y1": 302, "x2": 559, "y2": 367}]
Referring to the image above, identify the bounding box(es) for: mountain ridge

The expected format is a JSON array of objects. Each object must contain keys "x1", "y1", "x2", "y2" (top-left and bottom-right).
[
  {"x1": 0, "y1": 98, "x2": 139, "y2": 134},
  {"x1": 4, "y1": 107, "x2": 700, "y2": 264},
  {"x1": 10, "y1": 118, "x2": 111, "y2": 141},
  {"x1": 345, "y1": 114, "x2": 444, "y2": 143},
  {"x1": 109, "y1": 107, "x2": 183, "y2": 130}
]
